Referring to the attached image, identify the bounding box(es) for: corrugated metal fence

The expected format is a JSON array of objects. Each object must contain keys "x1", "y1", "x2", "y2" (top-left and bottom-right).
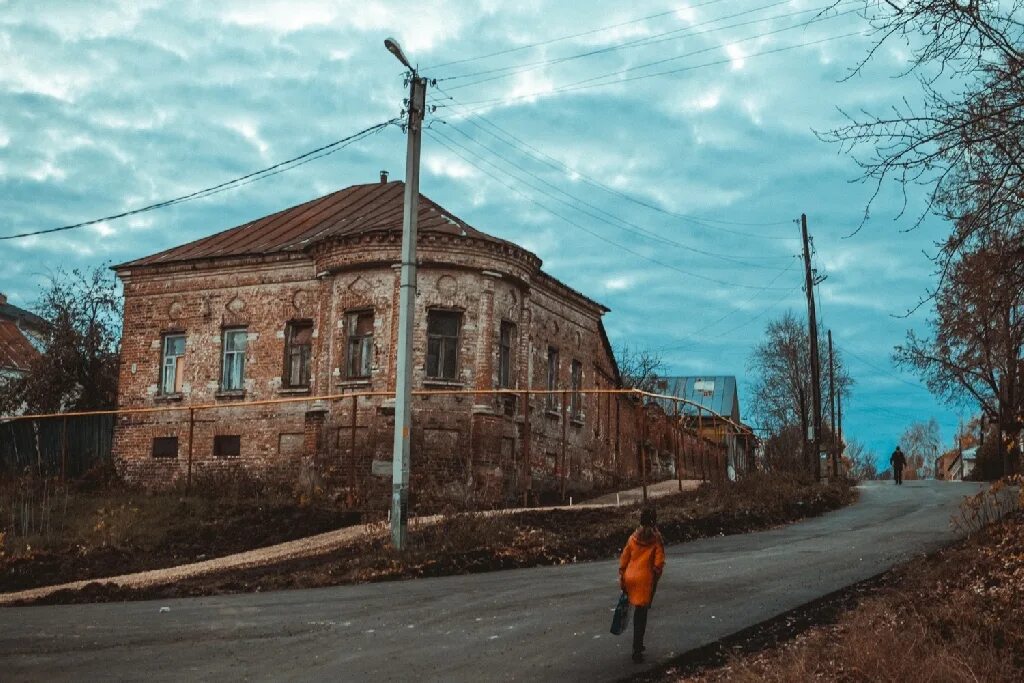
[{"x1": 0, "y1": 415, "x2": 114, "y2": 478}]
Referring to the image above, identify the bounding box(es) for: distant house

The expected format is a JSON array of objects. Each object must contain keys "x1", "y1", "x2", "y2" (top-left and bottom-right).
[
  {"x1": 654, "y1": 376, "x2": 756, "y2": 479},
  {"x1": 939, "y1": 446, "x2": 977, "y2": 481},
  {"x1": 0, "y1": 292, "x2": 45, "y2": 381}
]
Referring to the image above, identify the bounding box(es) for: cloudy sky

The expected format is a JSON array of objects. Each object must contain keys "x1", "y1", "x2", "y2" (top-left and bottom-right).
[{"x1": 0, "y1": 0, "x2": 964, "y2": 466}]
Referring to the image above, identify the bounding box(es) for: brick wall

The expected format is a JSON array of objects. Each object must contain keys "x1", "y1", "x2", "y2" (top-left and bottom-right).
[{"x1": 113, "y1": 232, "x2": 726, "y2": 505}]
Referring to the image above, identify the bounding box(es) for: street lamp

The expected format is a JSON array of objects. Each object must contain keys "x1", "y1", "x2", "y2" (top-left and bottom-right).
[
  {"x1": 384, "y1": 37, "x2": 413, "y2": 71},
  {"x1": 386, "y1": 36, "x2": 428, "y2": 551}
]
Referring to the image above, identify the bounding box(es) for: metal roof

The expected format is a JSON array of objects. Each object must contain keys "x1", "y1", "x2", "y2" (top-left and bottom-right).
[
  {"x1": 655, "y1": 376, "x2": 740, "y2": 421},
  {"x1": 0, "y1": 319, "x2": 40, "y2": 372},
  {"x1": 118, "y1": 181, "x2": 521, "y2": 268}
]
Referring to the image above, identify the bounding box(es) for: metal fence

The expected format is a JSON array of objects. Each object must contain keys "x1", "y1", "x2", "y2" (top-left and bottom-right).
[{"x1": 0, "y1": 414, "x2": 114, "y2": 478}]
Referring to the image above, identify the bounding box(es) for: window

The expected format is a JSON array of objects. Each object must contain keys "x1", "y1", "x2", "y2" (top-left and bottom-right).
[
  {"x1": 221, "y1": 329, "x2": 247, "y2": 391},
  {"x1": 152, "y1": 437, "x2": 179, "y2": 458},
  {"x1": 426, "y1": 310, "x2": 461, "y2": 380},
  {"x1": 695, "y1": 378, "x2": 715, "y2": 396},
  {"x1": 546, "y1": 346, "x2": 559, "y2": 411},
  {"x1": 160, "y1": 334, "x2": 186, "y2": 394},
  {"x1": 570, "y1": 360, "x2": 583, "y2": 420},
  {"x1": 498, "y1": 321, "x2": 515, "y2": 388},
  {"x1": 213, "y1": 435, "x2": 241, "y2": 457},
  {"x1": 284, "y1": 321, "x2": 313, "y2": 388},
  {"x1": 345, "y1": 311, "x2": 374, "y2": 379}
]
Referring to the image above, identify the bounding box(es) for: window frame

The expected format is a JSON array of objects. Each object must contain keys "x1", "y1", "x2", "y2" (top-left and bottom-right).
[
  {"x1": 220, "y1": 327, "x2": 247, "y2": 392},
  {"x1": 213, "y1": 434, "x2": 241, "y2": 457},
  {"x1": 151, "y1": 436, "x2": 179, "y2": 459},
  {"x1": 160, "y1": 333, "x2": 186, "y2": 395},
  {"x1": 546, "y1": 346, "x2": 560, "y2": 412},
  {"x1": 344, "y1": 310, "x2": 374, "y2": 380},
  {"x1": 283, "y1": 320, "x2": 314, "y2": 388},
  {"x1": 426, "y1": 309, "x2": 462, "y2": 381},
  {"x1": 497, "y1": 320, "x2": 515, "y2": 389},
  {"x1": 570, "y1": 359, "x2": 583, "y2": 421}
]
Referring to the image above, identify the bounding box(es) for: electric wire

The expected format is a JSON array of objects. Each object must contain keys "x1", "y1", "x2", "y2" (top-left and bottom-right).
[
  {"x1": 439, "y1": 0, "x2": 857, "y2": 92},
  {"x1": 442, "y1": 122, "x2": 798, "y2": 268},
  {"x1": 435, "y1": 83, "x2": 796, "y2": 232},
  {"x1": 1, "y1": 119, "x2": 398, "y2": 241},
  {"x1": 427, "y1": 127, "x2": 793, "y2": 292},
  {"x1": 422, "y1": 0, "x2": 734, "y2": 71},
  {"x1": 447, "y1": 29, "x2": 865, "y2": 112},
  {"x1": 437, "y1": 0, "x2": 798, "y2": 87},
  {"x1": 654, "y1": 260, "x2": 801, "y2": 353}
]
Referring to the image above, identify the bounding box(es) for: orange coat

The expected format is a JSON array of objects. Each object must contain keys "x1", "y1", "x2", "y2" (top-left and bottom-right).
[{"x1": 619, "y1": 528, "x2": 665, "y2": 607}]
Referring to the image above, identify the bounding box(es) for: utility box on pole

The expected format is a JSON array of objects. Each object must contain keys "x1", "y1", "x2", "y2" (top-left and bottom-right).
[{"x1": 390, "y1": 57, "x2": 428, "y2": 551}]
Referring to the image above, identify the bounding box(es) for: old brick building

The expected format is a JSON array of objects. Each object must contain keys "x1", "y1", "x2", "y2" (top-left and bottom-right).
[{"x1": 112, "y1": 178, "x2": 690, "y2": 504}]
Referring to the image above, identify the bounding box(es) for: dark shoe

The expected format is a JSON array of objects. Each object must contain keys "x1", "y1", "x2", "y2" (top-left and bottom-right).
[{"x1": 632, "y1": 651, "x2": 643, "y2": 663}]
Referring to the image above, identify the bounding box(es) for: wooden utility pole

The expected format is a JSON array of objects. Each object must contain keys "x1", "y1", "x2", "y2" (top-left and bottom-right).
[
  {"x1": 801, "y1": 214, "x2": 823, "y2": 479},
  {"x1": 828, "y1": 329, "x2": 837, "y2": 478},
  {"x1": 837, "y1": 389, "x2": 843, "y2": 476}
]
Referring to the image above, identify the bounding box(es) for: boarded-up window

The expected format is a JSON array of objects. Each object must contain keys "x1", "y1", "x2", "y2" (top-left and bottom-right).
[
  {"x1": 161, "y1": 334, "x2": 185, "y2": 394},
  {"x1": 213, "y1": 435, "x2": 241, "y2": 457},
  {"x1": 152, "y1": 437, "x2": 178, "y2": 458},
  {"x1": 426, "y1": 310, "x2": 461, "y2": 380},
  {"x1": 424, "y1": 428, "x2": 460, "y2": 458},
  {"x1": 278, "y1": 433, "x2": 304, "y2": 457},
  {"x1": 284, "y1": 322, "x2": 313, "y2": 388},
  {"x1": 345, "y1": 311, "x2": 374, "y2": 379}
]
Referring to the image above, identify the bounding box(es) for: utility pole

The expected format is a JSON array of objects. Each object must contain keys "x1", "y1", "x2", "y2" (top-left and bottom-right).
[
  {"x1": 827, "y1": 329, "x2": 837, "y2": 478},
  {"x1": 836, "y1": 389, "x2": 843, "y2": 477},
  {"x1": 387, "y1": 37, "x2": 428, "y2": 551},
  {"x1": 801, "y1": 214, "x2": 823, "y2": 479}
]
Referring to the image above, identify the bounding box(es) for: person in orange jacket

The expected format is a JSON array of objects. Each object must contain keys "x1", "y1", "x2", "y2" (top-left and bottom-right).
[{"x1": 619, "y1": 506, "x2": 665, "y2": 662}]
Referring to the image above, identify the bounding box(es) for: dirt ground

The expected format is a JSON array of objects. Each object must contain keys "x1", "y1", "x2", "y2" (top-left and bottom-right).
[
  {"x1": 635, "y1": 505, "x2": 1024, "y2": 683},
  {"x1": 0, "y1": 474, "x2": 360, "y2": 594},
  {"x1": 11, "y1": 474, "x2": 854, "y2": 605}
]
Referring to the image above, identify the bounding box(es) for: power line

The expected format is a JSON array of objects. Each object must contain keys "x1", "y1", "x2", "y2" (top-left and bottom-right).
[
  {"x1": 427, "y1": 128, "x2": 793, "y2": 292},
  {"x1": 422, "y1": 0, "x2": 734, "y2": 71},
  {"x1": 841, "y1": 346, "x2": 931, "y2": 392},
  {"x1": 448, "y1": 29, "x2": 864, "y2": 112},
  {"x1": 437, "y1": 0, "x2": 799, "y2": 87},
  {"x1": 435, "y1": 85, "x2": 796, "y2": 233},
  {"x1": 439, "y1": 0, "x2": 856, "y2": 92},
  {"x1": 654, "y1": 261, "x2": 801, "y2": 352},
  {"x1": 1, "y1": 119, "x2": 398, "y2": 241},
  {"x1": 441, "y1": 121, "x2": 798, "y2": 268}
]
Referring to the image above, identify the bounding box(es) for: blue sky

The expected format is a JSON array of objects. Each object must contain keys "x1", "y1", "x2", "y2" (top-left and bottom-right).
[{"x1": 0, "y1": 1, "x2": 966, "y2": 466}]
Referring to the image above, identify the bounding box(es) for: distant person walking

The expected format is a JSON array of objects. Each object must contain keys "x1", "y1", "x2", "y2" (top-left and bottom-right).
[
  {"x1": 890, "y1": 446, "x2": 907, "y2": 485},
  {"x1": 618, "y1": 506, "x2": 665, "y2": 662}
]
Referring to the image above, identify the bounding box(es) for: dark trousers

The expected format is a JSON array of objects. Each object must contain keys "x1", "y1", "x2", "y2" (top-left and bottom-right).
[
  {"x1": 632, "y1": 605, "x2": 649, "y2": 653},
  {"x1": 894, "y1": 466, "x2": 903, "y2": 485}
]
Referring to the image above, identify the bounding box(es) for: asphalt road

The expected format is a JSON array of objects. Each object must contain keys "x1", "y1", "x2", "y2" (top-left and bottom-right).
[{"x1": 0, "y1": 480, "x2": 981, "y2": 682}]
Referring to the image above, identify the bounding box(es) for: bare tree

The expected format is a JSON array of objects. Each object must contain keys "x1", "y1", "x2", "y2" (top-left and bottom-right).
[
  {"x1": 747, "y1": 311, "x2": 853, "y2": 471},
  {"x1": 0, "y1": 266, "x2": 122, "y2": 415},
  {"x1": 615, "y1": 344, "x2": 664, "y2": 392},
  {"x1": 844, "y1": 438, "x2": 879, "y2": 481},
  {"x1": 821, "y1": 1, "x2": 1024, "y2": 270},
  {"x1": 899, "y1": 418, "x2": 942, "y2": 479}
]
